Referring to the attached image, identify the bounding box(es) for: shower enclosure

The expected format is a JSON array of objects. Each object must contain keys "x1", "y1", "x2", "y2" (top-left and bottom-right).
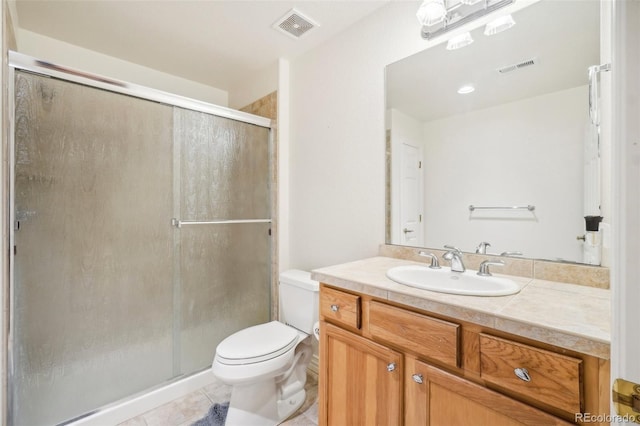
[{"x1": 8, "y1": 53, "x2": 273, "y2": 425}]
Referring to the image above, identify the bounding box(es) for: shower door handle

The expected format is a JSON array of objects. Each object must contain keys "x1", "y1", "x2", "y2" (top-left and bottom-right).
[{"x1": 171, "y1": 218, "x2": 272, "y2": 228}]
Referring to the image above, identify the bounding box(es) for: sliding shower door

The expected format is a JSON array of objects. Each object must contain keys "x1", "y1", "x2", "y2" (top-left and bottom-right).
[
  {"x1": 174, "y1": 109, "x2": 272, "y2": 373},
  {"x1": 11, "y1": 71, "x2": 271, "y2": 425}
]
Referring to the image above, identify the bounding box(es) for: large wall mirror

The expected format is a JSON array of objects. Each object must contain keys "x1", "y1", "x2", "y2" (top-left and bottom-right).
[{"x1": 385, "y1": 0, "x2": 608, "y2": 265}]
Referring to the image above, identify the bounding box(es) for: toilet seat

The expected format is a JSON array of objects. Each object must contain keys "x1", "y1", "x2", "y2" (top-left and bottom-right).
[{"x1": 216, "y1": 321, "x2": 299, "y2": 365}]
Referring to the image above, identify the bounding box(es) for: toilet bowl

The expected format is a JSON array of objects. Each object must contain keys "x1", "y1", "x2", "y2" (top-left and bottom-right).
[{"x1": 212, "y1": 270, "x2": 319, "y2": 426}]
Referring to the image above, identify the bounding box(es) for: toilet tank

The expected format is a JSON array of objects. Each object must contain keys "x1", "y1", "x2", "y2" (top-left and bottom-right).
[{"x1": 279, "y1": 270, "x2": 319, "y2": 334}]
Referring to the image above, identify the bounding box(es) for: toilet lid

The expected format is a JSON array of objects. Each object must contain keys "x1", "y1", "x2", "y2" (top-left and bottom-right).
[{"x1": 216, "y1": 321, "x2": 299, "y2": 365}]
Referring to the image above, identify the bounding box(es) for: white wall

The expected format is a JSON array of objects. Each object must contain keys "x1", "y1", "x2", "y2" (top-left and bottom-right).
[
  {"x1": 228, "y1": 61, "x2": 278, "y2": 110},
  {"x1": 16, "y1": 29, "x2": 229, "y2": 106},
  {"x1": 421, "y1": 86, "x2": 587, "y2": 261},
  {"x1": 610, "y1": 0, "x2": 640, "y2": 418},
  {"x1": 288, "y1": 2, "x2": 428, "y2": 270},
  {"x1": 278, "y1": 58, "x2": 291, "y2": 272}
]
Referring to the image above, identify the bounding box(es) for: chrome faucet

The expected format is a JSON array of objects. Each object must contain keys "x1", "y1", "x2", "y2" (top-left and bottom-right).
[
  {"x1": 477, "y1": 260, "x2": 505, "y2": 276},
  {"x1": 418, "y1": 250, "x2": 441, "y2": 269},
  {"x1": 443, "y1": 245, "x2": 465, "y2": 273},
  {"x1": 475, "y1": 241, "x2": 491, "y2": 254}
]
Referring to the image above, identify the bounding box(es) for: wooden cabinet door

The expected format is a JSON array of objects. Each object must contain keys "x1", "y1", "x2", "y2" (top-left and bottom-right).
[
  {"x1": 404, "y1": 357, "x2": 573, "y2": 426},
  {"x1": 320, "y1": 322, "x2": 403, "y2": 426}
]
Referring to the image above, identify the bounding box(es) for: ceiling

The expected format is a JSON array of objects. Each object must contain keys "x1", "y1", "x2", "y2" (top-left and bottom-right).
[
  {"x1": 386, "y1": 0, "x2": 600, "y2": 122},
  {"x1": 14, "y1": 0, "x2": 389, "y2": 91}
]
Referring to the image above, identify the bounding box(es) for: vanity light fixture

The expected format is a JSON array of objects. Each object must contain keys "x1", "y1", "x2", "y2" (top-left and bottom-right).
[
  {"x1": 420, "y1": 0, "x2": 514, "y2": 40},
  {"x1": 416, "y1": 0, "x2": 447, "y2": 27},
  {"x1": 484, "y1": 14, "x2": 516, "y2": 36},
  {"x1": 446, "y1": 32, "x2": 474, "y2": 50},
  {"x1": 457, "y1": 84, "x2": 475, "y2": 94}
]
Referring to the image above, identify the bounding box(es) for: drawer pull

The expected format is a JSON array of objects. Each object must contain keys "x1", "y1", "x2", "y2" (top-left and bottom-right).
[
  {"x1": 330, "y1": 304, "x2": 339, "y2": 312},
  {"x1": 412, "y1": 373, "x2": 424, "y2": 384},
  {"x1": 514, "y1": 368, "x2": 531, "y2": 382},
  {"x1": 387, "y1": 362, "x2": 397, "y2": 372}
]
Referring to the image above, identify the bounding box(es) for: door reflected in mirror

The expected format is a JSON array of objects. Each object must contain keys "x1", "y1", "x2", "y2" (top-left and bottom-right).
[{"x1": 385, "y1": 0, "x2": 608, "y2": 265}]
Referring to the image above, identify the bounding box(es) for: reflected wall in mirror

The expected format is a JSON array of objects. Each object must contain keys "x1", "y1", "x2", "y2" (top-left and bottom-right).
[{"x1": 386, "y1": 0, "x2": 609, "y2": 265}]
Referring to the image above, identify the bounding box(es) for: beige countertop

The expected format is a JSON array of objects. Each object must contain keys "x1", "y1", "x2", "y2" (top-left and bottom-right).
[{"x1": 312, "y1": 256, "x2": 610, "y2": 359}]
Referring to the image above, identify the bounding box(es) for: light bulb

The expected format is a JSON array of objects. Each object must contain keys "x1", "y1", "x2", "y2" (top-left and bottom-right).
[
  {"x1": 484, "y1": 14, "x2": 516, "y2": 36},
  {"x1": 446, "y1": 32, "x2": 474, "y2": 50},
  {"x1": 416, "y1": 0, "x2": 447, "y2": 27},
  {"x1": 457, "y1": 85, "x2": 475, "y2": 94}
]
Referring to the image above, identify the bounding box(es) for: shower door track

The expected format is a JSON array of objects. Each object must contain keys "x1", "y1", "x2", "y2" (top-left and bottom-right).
[{"x1": 7, "y1": 51, "x2": 273, "y2": 129}]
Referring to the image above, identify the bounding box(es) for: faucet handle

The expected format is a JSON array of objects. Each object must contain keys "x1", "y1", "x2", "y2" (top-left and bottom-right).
[
  {"x1": 476, "y1": 241, "x2": 491, "y2": 254},
  {"x1": 418, "y1": 251, "x2": 441, "y2": 269},
  {"x1": 444, "y1": 244, "x2": 462, "y2": 254},
  {"x1": 477, "y1": 260, "x2": 505, "y2": 277},
  {"x1": 500, "y1": 251, "x2": 523, "y2": 257}
]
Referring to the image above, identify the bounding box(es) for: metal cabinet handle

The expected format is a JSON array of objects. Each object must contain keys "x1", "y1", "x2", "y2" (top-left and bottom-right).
[
  {"x1": 412, "y1": 374, "x2": 424, "y2": 384},
  {"x1": 330, "y1": 304, "x2": 339, "y2": 312},
  {"x1": 514, "y1": 368, "x2": 531, "y2": 382},
  {"x1": 387, "y1": 362, "x2": 396, "y2": 372},
  {"x1": 403, "y1": 228, "x2": 414, "y2": 234}
]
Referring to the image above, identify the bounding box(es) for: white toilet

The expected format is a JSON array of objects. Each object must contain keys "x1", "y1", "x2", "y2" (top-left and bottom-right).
[{"x1": 212, "y1": 270, "x2": 319, "y2": 425}]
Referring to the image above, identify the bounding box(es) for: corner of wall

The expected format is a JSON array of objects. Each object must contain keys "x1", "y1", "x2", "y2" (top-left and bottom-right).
[
  {"x1": 228, "y1": 61, "x2": 279, "y2": 110},
  {"x1": 6, "y1": 1, "x2": 17, "y2": 50},
  {"x1": 277, "y1": 58, "x2": 290, "y2": 274}
]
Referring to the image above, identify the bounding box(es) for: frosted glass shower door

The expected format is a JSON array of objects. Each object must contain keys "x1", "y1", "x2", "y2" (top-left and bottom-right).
[
  {"x1": 174, "y1": 109, "x2": 272, "y2": 373},
  {"x1": 12, "y1": 72, "x2": 175, "y2": 425}
]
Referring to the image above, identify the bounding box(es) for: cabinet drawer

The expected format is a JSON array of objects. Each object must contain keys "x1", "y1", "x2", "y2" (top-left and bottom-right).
[
  {"x1": 320, "y1": 286, "x2": 361, "y2": 329},
  {"x1": 369, "y1": 301, "x2": 459, "y2": 367},
  {"x1": 480, "y1": 333, "x2": 583, "y2": 415}
]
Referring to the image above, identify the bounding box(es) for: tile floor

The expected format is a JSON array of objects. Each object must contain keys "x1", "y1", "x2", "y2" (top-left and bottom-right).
[{"x1": 118, "y1": 373, "x2": 318, "y2": 426}]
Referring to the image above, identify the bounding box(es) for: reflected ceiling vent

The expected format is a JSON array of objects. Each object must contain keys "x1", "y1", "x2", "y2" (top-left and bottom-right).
[
  {"x1": 497, "y1": 57, "x2": 538, "y2": 74},
  {"x1": 273, "y1": 9, "x2": 319, "y2": 39}
]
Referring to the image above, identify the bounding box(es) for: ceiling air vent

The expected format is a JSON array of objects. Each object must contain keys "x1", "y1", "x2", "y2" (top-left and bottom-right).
[
  {"x1": 497, "y1": 57, "x2": 538, "y2": 74},
  {"x1": 273, "y1": 9, "x2": 318, "y2": 39}
]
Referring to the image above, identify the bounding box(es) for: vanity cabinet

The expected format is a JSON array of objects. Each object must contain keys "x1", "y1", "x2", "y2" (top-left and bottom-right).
[
  {"x1": 319, "y1": 284, "x2": 609, "y2": 426},
  {"x1": 323, "y1": 323, "x2": 403, "y2": 425},
  {"x1": 479, "y1": 334, "x2": 583, "y2": 415},
  {"x1": 404, "y1": 357, "x2": 571, "y2": 426}
]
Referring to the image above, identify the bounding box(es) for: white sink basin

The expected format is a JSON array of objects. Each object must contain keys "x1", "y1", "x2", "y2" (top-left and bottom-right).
[{"x1": 386, "y1": 265, "x2": 521, "y2": 296}]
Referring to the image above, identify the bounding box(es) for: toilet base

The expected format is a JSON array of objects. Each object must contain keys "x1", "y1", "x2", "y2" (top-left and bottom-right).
[
  {"x1": 214, "y1": 333, "x2": 313, "y2": 425},
  {"x1": 277, "y1": 388, "x2": 306, "y2": 422},
  {"x1": 224, "y1": 380, "x2": 306, "y2": 426}
]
